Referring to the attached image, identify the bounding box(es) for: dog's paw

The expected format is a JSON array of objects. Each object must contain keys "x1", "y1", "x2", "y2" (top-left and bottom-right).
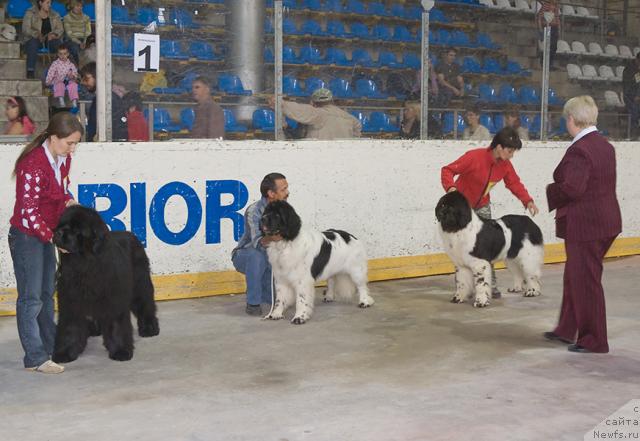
[
  {"x1": 451, "y1": 294, "x2": 465, "y2": 304},
  {"x1": 52, "y1": 351, "x2": 78, "y2": 364},
  {"x1": 359, "y1": 296, "x2": 374, "y2": 308},
  {"x1": 323, "y1": 289, "x2": 335, "y2": 303},
  {"x1": 473, "y1": 297, "x2": 490, "y2": 308},
  {"x1": 323, "y1": 297, "x2": 334, "y2": 303},
  {"x1": 507, "y1": 287, "x2": 522, "y2": 293},
  {"x1": 291, "y1": 316, "x2": 307, "y2": 325},
  {"x1": 138, "y1": 318, "x2": 160, "y2": 337},
  {"x1": 109, "y1": 349, "x2": 133, "y2": 361},
  {"x1": 263, "y1": 313, "x2": 283, "y2": 320},
  {"x1": 523, "y1": 289, "x2": 541, "y2": 297}
]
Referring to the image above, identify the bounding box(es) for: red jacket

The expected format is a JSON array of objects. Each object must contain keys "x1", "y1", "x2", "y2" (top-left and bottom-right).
[
  {"x1": 127, "y1": 110, "x2": 150, "y2": 142},
  {"x1": 441, "y1": 147, "x2": 533, "y2": 209},
  {"x1": 546, "y1": 131, "x2": 622, "y2": 241},
  {"x1": 10, "y1": 146, "x2": 72, "y2": 242}
]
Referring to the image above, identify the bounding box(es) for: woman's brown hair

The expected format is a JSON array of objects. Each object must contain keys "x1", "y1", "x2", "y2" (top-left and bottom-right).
[{"x1": 13, "y1": 112, "x2": 84, "y2": 177}]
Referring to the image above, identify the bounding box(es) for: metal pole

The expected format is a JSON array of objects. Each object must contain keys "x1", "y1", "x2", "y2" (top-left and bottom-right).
[
  {"x1": 95, "y1": 1, "x2": 112, "y2": 141},
  {"x1": 148, "y1": 103, "x2": 154, "y2": 141},
  {"x1": 540, "y1": 24, "x2": 551, "y2": 141},
  {"x1": 420, "y1": 11, "x2": 430, "y2": 140},
  {"x1": 274, "y1": 1, "x2": 284, "y2": 141}
]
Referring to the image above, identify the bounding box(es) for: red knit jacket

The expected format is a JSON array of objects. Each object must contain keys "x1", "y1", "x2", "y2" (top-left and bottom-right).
[
  {"x1": 441, "y1": 147, "x2": 533, "y2": 209},
  {"x1": 10, "y1": 146, "x2": 72, "y2": 242}
]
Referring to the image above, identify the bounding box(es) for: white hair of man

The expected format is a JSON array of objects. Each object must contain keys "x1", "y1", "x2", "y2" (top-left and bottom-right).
[{"x1": 563, "y1": 95, "x2": 598, "y2": 128}]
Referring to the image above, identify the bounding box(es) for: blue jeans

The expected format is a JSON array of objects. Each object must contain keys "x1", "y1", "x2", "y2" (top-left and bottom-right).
[
  {"x1": 24, "y1": 37, "x2": 61, "y2": 73},
  {"x1": 8, "y1": 227, "x2": 57, "y2": 368},
  {"x1": 232, "y1": 247, "x2": 273, "y2": 305}
]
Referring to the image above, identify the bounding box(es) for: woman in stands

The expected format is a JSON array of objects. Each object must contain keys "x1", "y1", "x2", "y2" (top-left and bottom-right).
[
  {"x1": 505, "y1": 108, "x2": 529, "y2": 141},
  {"x1": 399, "y1": 101, "x2": 420, "y2": 139},
  {"x1": 22, "y1": 0, "x2": 64, "y2": 79},
  {"x1": 4, "y1": 97, "x2": 36, "y2": 136}
]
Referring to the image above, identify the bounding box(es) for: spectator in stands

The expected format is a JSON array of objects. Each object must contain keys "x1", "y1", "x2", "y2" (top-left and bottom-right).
[
  {"x1": 463, "y1": 106, "x2": 491, "y2": 140},
  {"x1": 441, "y1": 127, "x2": 539, "y2": 298},
  {"x1": 505, "y1": 108, "x2": 529, "y2": 141},
  {"x1": 232, "y1": 172, "x2": 289, "y2": 316},
  {"x1": 79, "y1": 62, "x2": 128, "y2": 141},
  {"x1": 22, "y1": 0, "x2": 64, "y2": 79},
  {"x1": 622, "y1": 53, "x2": 640, "y2": 140},
  {"x1": 123, "y1": 92, "x2": 149, "y2": 142},
  {"x1": 536, "y1": 0, "x2": 560, "y2": 70},
  {"x1": 399, "y1": 101, "x2": 420, "y2": 139},
  {"x1": 191, "y1": 76, "x2": 225, "y2": 139},
  {"x1": 4, "y1": 97, "x2": 36, "y2": 136},
  {"x1": 435, "y1": 49, "x2": 464, "y2": 106},
  {"x1": 79, "y1": 34, "x2": 96, "y2": 68},
  {"x1": 63, "y1": 0, "x2": 92, "y2": 64},
  {"x1": 45, "y1": 43, "x2": 79, "y2": 109},
  {"x1": 269, "y1": 88, "x2": 361, "y2": 139},
  {"x1": 545, "y1": 95, "x2": 621, "y2": 353}
]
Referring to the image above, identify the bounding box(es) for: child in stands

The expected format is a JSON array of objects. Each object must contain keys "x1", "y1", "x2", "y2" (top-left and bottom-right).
[
  {"x1": 4, "y1": 97, "x2": 36, "y2": 136},
  {"x1": 124, "y1": 92, "x2": 149, "y2": 141},
  {"x1": 45, "y1": 43, "x2": 79, "y2": 108}
]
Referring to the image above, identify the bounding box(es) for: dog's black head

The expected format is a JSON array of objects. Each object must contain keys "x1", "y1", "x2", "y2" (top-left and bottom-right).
[
  {"x1": 435, "y1": 191, "x2": 473, "y2": 233},
  {"x1": 53, "y1": 205, "x2": 109, "y2": 255},
  {"x1": 260, "y1": 200, "x2": 302, "y2": 241}
]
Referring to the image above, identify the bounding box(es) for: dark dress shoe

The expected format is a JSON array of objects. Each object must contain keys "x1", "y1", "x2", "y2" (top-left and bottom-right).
[
  {"x1": 245, "y1": 304, "x2": 262, "y2": 316},
  {"x1": 543, "y1": 331, "x2": 573, "y2": 344},
  {"x1": 491, "y1": 288, "x2": 502, "y2": 299},
  {"x1": 568, "y1": 344, "x2": 592, "y2": 353}
]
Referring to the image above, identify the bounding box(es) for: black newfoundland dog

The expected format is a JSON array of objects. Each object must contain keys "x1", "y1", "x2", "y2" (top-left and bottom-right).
[{"x1": 52, "y1": 205, "x2": 159, "y2": 362}]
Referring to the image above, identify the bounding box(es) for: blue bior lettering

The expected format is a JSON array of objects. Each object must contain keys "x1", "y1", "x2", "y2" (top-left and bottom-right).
[{"x1": 150, "y1": 182, "x2": 202, "y2": 245}]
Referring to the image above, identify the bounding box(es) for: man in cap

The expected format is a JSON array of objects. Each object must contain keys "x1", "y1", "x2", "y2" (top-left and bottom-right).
[{"x1": 269, "y1": 88, "x2": 361, "y2": 139}]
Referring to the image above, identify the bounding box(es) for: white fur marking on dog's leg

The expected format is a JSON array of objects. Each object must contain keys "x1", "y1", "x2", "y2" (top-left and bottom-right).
[
  {"x1": 505, "y1": 259, "x2": 524, "y2": 293},
  {"x1": 452, "y1": 267, "x2": 472, "y2": 303},
  {"x1": 292, "y1": 279, "x2": 315, "y2": 324},
  {"x1": 324, "y1": 277, "x2": 336, "y2": 303},
  {"x1": 472, "y1": 262, "x2": 491, "y2": 308},
  {"x1": 264, "y1": 279, "x2": 293, "y2": 320}
]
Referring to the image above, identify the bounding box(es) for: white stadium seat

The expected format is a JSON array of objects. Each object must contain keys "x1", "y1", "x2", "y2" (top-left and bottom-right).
[
  {"x1": 604, "y1": 91, "x2": 624, "y2": 108},
  {"x1": 575, "y1": 6, "x2": 597, "y2": 19},
  {"x1": 604, "y1": 44, "x2": 619, "y2": 57},
  {"x1": 619, "y1": 45, "x2": 634, "y2": 59},
  {"x1": 615, "y1": 65, "x2": 625, "y2": 80},
  {"x1": 567, "y1": 63, "x2": 582, "y2": 79},
  {"x1": 571, "y1": 41, "x2": 587, "y2": 55},
  {"x1": 634, "y1": 47, "x2": 640, "y2": 57},
  {"x1": 495, "y1": 0, "x2": 514, "y2": 10},
  {"x1": 557, "y1": 39, "x2": 571, "y2": 54},
  {"x1": 514, "y1": 0, "x2": 533, "y2": 13},
  {"x1": 588, "y1": 42, "x2": 604, "y2": 56},
  {"x1": 580, "y1": 64, "x2": 599, "y2": 80},
  {"x1": 598, "y1": 65, "x2": 615, "y2": 80},
  {"x1": 562, "y1": 4, "x2": 576, "y2": 16}
]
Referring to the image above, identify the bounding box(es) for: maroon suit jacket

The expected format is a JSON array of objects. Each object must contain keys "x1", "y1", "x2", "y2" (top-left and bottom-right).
[{"x1": 546, "y1": 131, "x2": 622, "y2": 241}]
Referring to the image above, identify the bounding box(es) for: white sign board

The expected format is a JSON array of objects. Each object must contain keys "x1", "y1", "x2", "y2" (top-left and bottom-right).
[{"x1": 133, "y1": 33, "x2": 160, "y2": 72}]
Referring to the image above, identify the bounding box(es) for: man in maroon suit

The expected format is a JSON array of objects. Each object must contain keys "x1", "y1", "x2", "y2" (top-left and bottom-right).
[{"x1": 545, "y1": 95, "x2": 622, "y2": 353}]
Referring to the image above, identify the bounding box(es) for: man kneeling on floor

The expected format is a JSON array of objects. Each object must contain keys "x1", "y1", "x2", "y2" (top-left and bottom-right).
[{"x1": 232, "y1": 173, "x2": 289, "y2": 316}]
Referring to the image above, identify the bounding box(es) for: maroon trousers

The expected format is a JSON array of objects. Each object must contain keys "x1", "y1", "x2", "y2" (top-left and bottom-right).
[{"x1": 554, "y1": 236, "x2": 617, "y2": 353}]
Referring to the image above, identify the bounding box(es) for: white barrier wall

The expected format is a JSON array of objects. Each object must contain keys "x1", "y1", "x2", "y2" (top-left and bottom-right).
[{"x1": 1, "y1": 139, "x2": 639, "y2": 289}]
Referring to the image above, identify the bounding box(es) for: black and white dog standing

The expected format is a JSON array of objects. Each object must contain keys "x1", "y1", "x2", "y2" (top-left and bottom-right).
[
  {"x1": 435, "y1": 191, "x2": 544, "y2": 307},
  {"x1": 260, "y1": 200, "x2": 374, "y2": 324}
]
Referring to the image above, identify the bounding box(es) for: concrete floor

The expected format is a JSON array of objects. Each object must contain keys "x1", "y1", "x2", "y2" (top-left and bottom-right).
[{"x1": 1, "y1": 257, "x2": 639, "y2": 441}]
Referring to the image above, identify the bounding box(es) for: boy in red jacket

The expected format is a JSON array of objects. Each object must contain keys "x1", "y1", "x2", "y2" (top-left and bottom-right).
[
  {"x1": 441, "y1": 127, "x2": 539, "y2": 297},
  {"x1": 123, "y1": 92, "x2": 149, "y2": 142}
]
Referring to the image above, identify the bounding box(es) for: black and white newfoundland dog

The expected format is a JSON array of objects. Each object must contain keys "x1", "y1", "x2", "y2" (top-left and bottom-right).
[
  {"x1": 52, "y1": 205, "x2": 159, "y2": 362},
  {"x1": 260, "y1": 200, "x2": 374, "y2": 324},
  {"x1": 435, "y1": 191, "x2": 544, "y2": 308}
]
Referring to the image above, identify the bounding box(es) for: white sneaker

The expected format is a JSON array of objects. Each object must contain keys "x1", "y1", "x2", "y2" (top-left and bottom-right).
[
  {"x1": 26, "y1": 360, "x2": 65, "y2": 374},
  {"x1": 57, "y1": 97, "x2": 65, "y2": 107}
]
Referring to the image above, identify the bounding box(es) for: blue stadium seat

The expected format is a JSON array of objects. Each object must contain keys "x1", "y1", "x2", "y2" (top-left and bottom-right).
[
  {"x1": 371, "y1": 24, "x2": 392, "y2": 41},
  {"x1": 180, "y1": 108, "x2": 195, "y2": 131},
  {"x1": 548, "y1": 88, "x2": 563, "y2": 106},
  {"x1": 355, "y1": 78, "x2": 388, "y2": 99},
  {"x1": 224, "y1": 109, "x2": 248, "y2": 133},
  {"x1": 350, "y1": 22, "x2": 371, "y2": 40},
  {"x1": 329, "y1": 78, "x2": 354, "y2": 98},
  {"x1": 429, "y1": 8, "x2": 450, "y2": 23},
  {"x1": 497, "y1": 83, "x2": 518, "y2": 104},
  {"x1": 325, "y1": 0, "x2": 344, "y2": 12},
  {"x1": 442, "y1": 112, "x2": 466, "y2": 136},
  {"x1": 111, "y1": 36, "x2": 133, "y2": 56},
  {"x1": 378, "y1": 51, "x2": 402, "y2": 68},
  {"x1": 451, "y1": 31, "x2": 473, "y2": 48},
  {"x1": 520, "y1": 114, "x2": 532, "y2": 131},
  {"x1": 218, "y1": 74, "x2": 252, "y2": 95},
  {"x1": 390, "y1": 4, "x2": 405, "y2": 18},
  {"x1": 305, "y1": 77, "x2": 325, "y2": 94},
  {"x1": 461, "y1": 56, "x2": 482, "y2": 74},
  {"x1": 493, "y1": 114, "x2": 505, "y2": 132},
  {"x1": 137, "y1": 8, "x2": 162, "y2": 26},
  {"x1": 51, "y1": 1, "x2": 66, "y2": 17},
  {"x1": 149, "y1": 108, "x2": 181, "y2": 132},
  {"x1": 301, "y1": 0, "x2": 322, "y2": 10},
  {"x1": 478, "y1": 83, "x2": 498, "y2": 103},
  {"x1": 437, "y1": 29, "x2": 452, "y2": 46},
  {"x1": 283, "y1": 76, "x2": 306, "y2": 97},
  {"x1": 350, "y1": 111, "x2": 372, "y2": 133},
  {"x1": 300, "y1": 46, "x2": 326, "y2": 64},
  {"x1": 178, "y1": 73, "x2": 200, "y2": 91},
  {"x1": 482, "y1": 58, "x2": 503, "y2": 75},
  {"x1": 324, "y1": 47, "x2": 353, "y2": 66},
  {"x1": 519, "y1": 85, "x2": 540, "y2": 105},
  {"x1": 283, "y1": 46, "x2": 303, "y2": 64},
  {"x1": 264, "y1": 18, "x2": 274, "y2": 34},
  {"x1": 367, "y1": 2, "x2": 389, "y2": 16},
  {"x1": 529, "y1": 114, "x2": 542, "y2": 138},
  {"x1": 83, "y1": 4, "x2": 95, "y2": 21},
  {"x1": 327, "y1": 20, "x2": 351, "y2": 37},
  {"x1": 403, "y1": 52, "x2": 420, "y2": 69},
  {"x1": 152, "y1": 86, "x2": 188, "y2": 95},
  {"x1": 346, "y1": 0, "x2": 367, "y2": 14},
  {"x1": 286, "y1": 117, "x2": 299, "y2": 130},
  {"x1": 480, "y1": 113, "x2": 495, "y2": 134},
  {"x1": 264, "y1": 47, "x2": 274, "y2": 63},
  {"x1": 369, "y1": 111, "x2": 399, "y2": 132},
  {"x1": 160, "y1": 40, "x2": 188, "y2": 60},
  {"x1": 112, "y1": 6, "x2": 134, "y2": 24},
  {"x1": 476, "y1": 33, "x2": 499, "y2": 49},
  {"x1": 7, "y1": 0, "x2": 32, "y2": 18},
  {"x1": 189, "y1": 41, "x2": 220, "y2": 61},
  {"x1": 283, "y1": 0, "x2": 298, "y2": 8},
  {"x1": 352, "y1": 48, "x2": 377, "y2": 67},
  {"x1": 392, "y1": 25, "x2": 413, "y2": 42},
  {"x1": 404, "y1": 6, "x2": 422, "y2": 19},
  {"x1": 171, "y1": 9, "x2": 200, "y2": 30},
  {"x1": 300, "y1": 19, "x2": 326, "y2": 36},
  {"x1": 283, "y1": 18, "x2": 301, "y2": 35},
  {"x1": 253, "y1": 109, "x2": 275, "y2": 132}
]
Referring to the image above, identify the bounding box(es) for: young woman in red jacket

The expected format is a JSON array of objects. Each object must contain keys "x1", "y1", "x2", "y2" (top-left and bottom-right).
[
  {"x1": 441, "y1": 127, "x2": 539, "y2": 297},
  {"x1": 8, "y1": 112, "x2": 83, "y2": 374}
]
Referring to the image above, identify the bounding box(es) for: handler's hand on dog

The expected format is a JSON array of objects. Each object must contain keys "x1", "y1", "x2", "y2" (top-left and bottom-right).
[
  {"x1": 65, "y1": 199, "x2": 78, "y2": 207},
  {"x1": 260, "y1": 234, "x2": 283, "y2": 246},
  {"x1": 57, "y1": 247, "x2": 70, "y2": 254},
  {"x1": 527, "y1": 201, "x2": 539, "y2": 216},
  {"x1": 447, "y1": 187, "x2": 457, "y2": 193}
]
